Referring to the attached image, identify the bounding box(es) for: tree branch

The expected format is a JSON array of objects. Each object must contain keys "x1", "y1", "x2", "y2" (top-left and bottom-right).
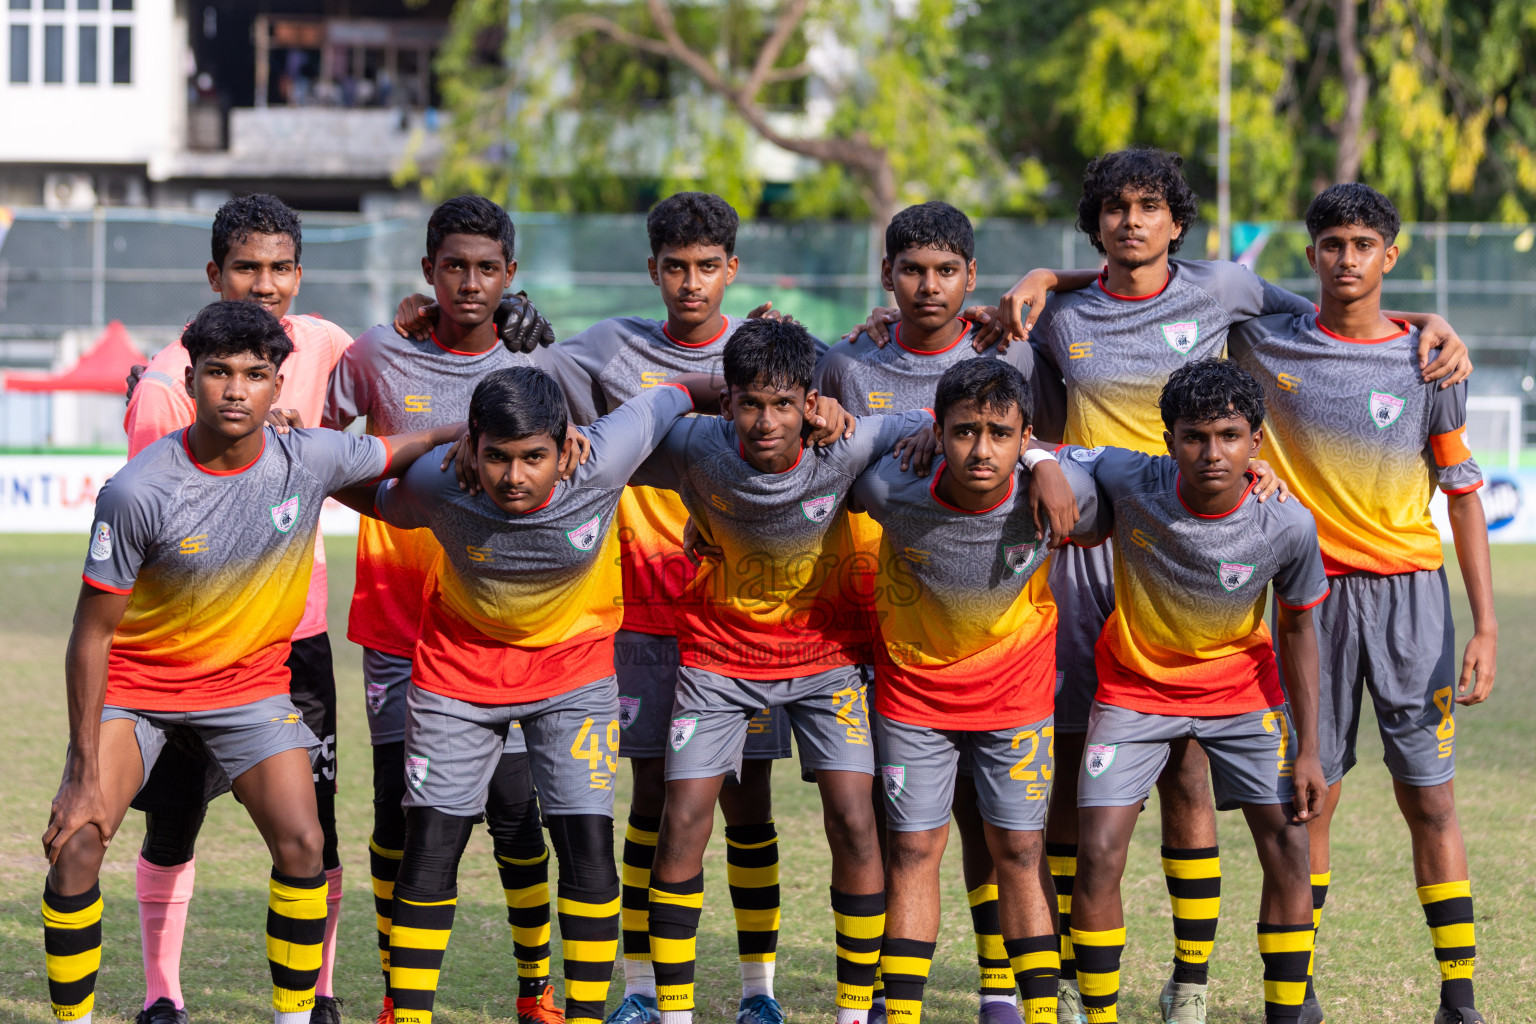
[
  {"x1": 743, "y1": 0, "x2": 813, "y2": 102},
  {"x1": 761, "y1": 62, "x2": 811, "y2": 85}
]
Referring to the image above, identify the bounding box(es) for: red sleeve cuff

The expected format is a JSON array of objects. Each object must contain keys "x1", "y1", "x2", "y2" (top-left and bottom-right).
[
  {"x1": 83, "y1": 574, "x2": 133, "y2": 595},
  {"x1": 1279, "y1": 588, "x2": 1330, "y2": 612},
  {"x1": 657, "y1": 382, "x2": 695, "y2": 409},
  {"x1": 370, "y1": 435, "x2": 395, "y2": 486},
  {"x1": 1441, "y1": 480, "x2": 1483, "y2": 496}
]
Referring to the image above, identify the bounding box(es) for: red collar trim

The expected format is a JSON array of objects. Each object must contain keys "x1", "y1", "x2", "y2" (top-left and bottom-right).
[
  {"x1": 182, "y1": 426, "x2": 265, "y2": 476},
  {"x1": 738, "y1": 438, "x2": 806, "y2": 474},
  {"x1": 429, "y1": 329, "x2": 498, "y2": 357},
  {"x1": 518, "y1": 483, "x2": 557, "y2": 515},
  {"x1": 894, "y1": 319, "x2": 972, "y2": 356},
  {"x1": 663, "y1": 316, "x2": 730, "y2": 349},
  {"x1": 1176, "y1": 472, "x2": 1256, "y2": 519},
  {"x1": 1097, "y1": 267, "x2": 1172, "y2": 301},
  {"x1": 1314, "y1": 317, "x2": 1411, "y2": 345},
  {"x1": 929, "y1": 460, "x2": 1015, "y2": 514}
]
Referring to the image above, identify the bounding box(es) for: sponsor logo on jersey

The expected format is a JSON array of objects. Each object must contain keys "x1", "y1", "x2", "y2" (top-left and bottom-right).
[
  {"x1": 618, "y1": 696, "x2": 641, "y2": 730},
  {"x1": 466, "y1": 544, "x2": 493, "y2": 563},
  {"x1": 669, "y1": 717, "x2": 697, "y2": 751},
  {"x1": 801, "y1": 493, "x2": 837, "y2": 523},
  {"x1": 710, "y1": 493, "x2": 733, "y2": 514},
  {"x1": 566, "y1": 514, "x2": 602, "y2": 551},
  {"x1": 179, "y1": 534, "x2": 209, "y2": 555},
  {"x1": 405, "y1": 755, "x2": 430, "y2": 790},
  {"x1": 1084, "y1": 744, "x2": 1117, "y2": 777},
  {"x1": 404, "y1": 395, "x2": 432, "y2": 413},
  {"x1": 1130, "y1": 527, "x2": 1158, "y2": 551},
  {"x1": 1276, "y1": 372, "x2": 1301, "y2": 394},
  {"x1": 1160, "y1": 320, "x2": 1199, "y2": 355},
  {"x1": 89, "y1": 521, "x2": 112, "y2": 561},
  {"x1": 1005, "y1": 539, "x2": 1043, "y2": 575},
  {"x1": 1070, "y1": 446, "x2": 1103, "y2": 463},
  {"x1": 1068, "y1": 340, "x2": 1093, "y2": 359},
  {"x1": 902, "y1": 546, "x2": 930, "y2": 565},
  {"x1": 1369, "y1": 390, "x2": 1406, "y2": 428},
  {"x1": 881, "y1": 764, "x2": 906, "y2": 800},
  {"x1": 1218, "y1": 561, "x2": 1256, "y2": 591},
  {"x1": 867, "y1": 391, "x2": 895, "y2": 411},
  {"x1": 365, "y1": 682, "x2": 388, "y2": 715},
  {"x1": 640, "y1": 371, "x2": 668, "y2": 389},
  {"x1": 270, "y1": 494, "x2": 300, "y2": 534}
]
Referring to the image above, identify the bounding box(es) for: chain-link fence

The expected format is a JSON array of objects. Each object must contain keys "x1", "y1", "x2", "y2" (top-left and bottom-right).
[{"x1": 2, "y1": 208, "x2": 1533, "y2": 452}]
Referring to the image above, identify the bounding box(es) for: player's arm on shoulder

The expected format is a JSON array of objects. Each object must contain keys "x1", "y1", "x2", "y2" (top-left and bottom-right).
[
  {"x1": 629, "y1": 416, "x2": 697, "y2": 492},
  {"x1": 533, "y1": 342, "x2": 605, "y2": 425},
  {"x1": 867, "y1": 407, "x2": 937, "y2": 475},
  {"x1": 321, "y1": 336, "x2": 373, "y2": 429},
  {"x1": 1387, "y1": 312, "x2": 1472, "y2": 387},
  {"x1": 998, "y1": 267, "x2": 1099, "y2": 344},
  {"x1": 579, "y1": 380, "x2": 706, "y2": 488}
]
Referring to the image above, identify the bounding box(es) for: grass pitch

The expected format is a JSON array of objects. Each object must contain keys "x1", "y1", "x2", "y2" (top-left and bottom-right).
[{"x1": 0, "y1": 536, "x2": 1531, "y2": 1023}]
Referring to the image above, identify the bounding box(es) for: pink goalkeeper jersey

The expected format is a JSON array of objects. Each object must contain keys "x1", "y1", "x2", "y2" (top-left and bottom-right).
[{"x1": 123, "y1": 313, "x2": 354, "y2": 640}]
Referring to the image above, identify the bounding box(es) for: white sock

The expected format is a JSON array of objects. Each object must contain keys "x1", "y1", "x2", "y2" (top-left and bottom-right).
[
  {"x1": 623, "y1": 957, "x2": 657, "y2": 999},
  {"x1": 274, "y1": 1012, "x2": 309, "y2": 1024},
  {"x1": 741, "y1": 959, "x2": 775, "y2": 1000},
  {"x1": 659, "y1": 1011, "x2": 693, "y2": 1024},
  {"x1": 835, "y1": 1009, "x2": 869, "y2": 1024},
  {"x1": 979, "y1": 993, "x2": 1018, "y2": 1006}
]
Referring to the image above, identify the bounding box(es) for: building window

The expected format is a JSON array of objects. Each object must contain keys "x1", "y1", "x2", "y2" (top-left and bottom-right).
[
  {"x1": 43, "y1": 22, "x2": 60, "y2": 80},
  {"x1": 43, "y1": 0, "x2": 62, "y2": 10},
  {"x1": 8, "y1": 0, "x2": 31, "y2": 11},
  {"x1": 77, "y1": 23, "x2": 93, "y2": 82},
  {"x1": 78, "y1": 0, "x2": 98, "y2": 8},
  {"x1": 111, "y1": 23, "x2": 127, "y2": 82},
  {"x1": 110, "y1": 0, "x2": 129, "y2": 8},
  {"x1": 8, "y1": 24, "x2": 26, "y2": 81}
]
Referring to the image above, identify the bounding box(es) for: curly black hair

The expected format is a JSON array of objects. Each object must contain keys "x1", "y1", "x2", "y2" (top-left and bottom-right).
[
  {"x1": 934, "y1": 358, "x2": 1033, "y2": 429},
  {"x1": 211, "y1": 194, "x2": 302, "y2": 268},
  {"x1": 1304, "y1": 182, "x2": 1401, "y2": 244},
  {"x1": 1159, "y1": 357, "x2": 1265, "y2": 431},
  {"x1": 469, "y1": 365, "x2": 569, "y2": 448},
  {"x1": 723, "y1": 317, "x2": 817, "y2": 393},
  {"x1": 180, "y1": 299, "x2": 295, "y2": 369},
  {"x1": 427, "y1": 195, "x2": 516, "y2": 264},
  {"x1": 1077, "y1": 148, "x2": 1200, "y2": 256},
  {"x1": 647, "y1": 192, "x2": 739, "y2": 257},
  {"x1": 886, "y1": 201, "x2": 975, "y2": 262}
]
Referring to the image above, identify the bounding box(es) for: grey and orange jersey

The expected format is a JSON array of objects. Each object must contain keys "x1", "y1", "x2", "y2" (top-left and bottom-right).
[
  {"x1": 372, "y1": 383, "x2": 695, "y2": 651},
  {"x1": 849, "y1": 456, "x2": 1101, "y2": 729},
  {"x1": 84, "y1": 426, "x2": 387, "y2": 712},
  {"x1": 1030, "y1": 259, "x2": 1315, "y2": 450},
  {"x1": 813, "y1": 320, "x2": 1041, "y2": 417},
  {"x1": 631, "y1": 409, "x2": 934, "y2": 678},
  {"x1": 1070, "y1": 445, "x2": 1329, "y2": 716},
  {"x1": 1227, "y1": 312, "x2": 1482, "y2": 576}
]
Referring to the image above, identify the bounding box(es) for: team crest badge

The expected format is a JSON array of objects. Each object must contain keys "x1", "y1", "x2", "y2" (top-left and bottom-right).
[
  {"x1": 566, "y1": 514, "x2": 601, "y2": 551},
  {"x1": 881, "y1": 764, "x2": 906, "y2": 801},
  {"x1": 1005, "y1": 540, "x2": 1043, "y2": 575},
  {"x1": 670, "y1": 718, "x2": 697, "y2": 751},
  {"x1": 405, "y1": 755, "x2": 430, "y2": 790},
  {"x1": 1218, "y1": 561, "x2": 1256, "y2": 592},
  {"x1": 89, "y1": 521, "x2": 112, "y2": 561},
  {"x1": 1369, "y1": 391, "x2": 1405, "y2": 428},
  {"x1": 619, "y1": 696, "x2": 641, "y2": 731},
  {"x1": 365, "y1": 682, "x2": 387, "y2": 715},
  {"x1": 1084, "y1": 744, "x2": 1117, "y2": 778},
  {"x1": 1070, "y1": 447, "x2": 1103, "y2": 463},
  {"x1": 270, "y1": 494, "x2": 300, "y2": 534},
  {"x1": 801, "y1": 493, "x2": 837, "y2": 523},
  {"x1": 1161, "y1": 320, "x2": 1200, "y2": 355}
]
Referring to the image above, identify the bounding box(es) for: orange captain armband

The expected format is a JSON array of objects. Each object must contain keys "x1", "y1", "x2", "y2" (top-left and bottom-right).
[{"x1": 1430, "y1": 428, "x2": 1473, "y2": 467}]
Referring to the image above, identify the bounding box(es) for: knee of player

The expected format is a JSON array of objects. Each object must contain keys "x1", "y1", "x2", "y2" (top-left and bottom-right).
[
  {"x1": 1074, "y1": 829, "x2": 1130, "y2": 883},
  {"x1": 885, "y1": 827, "x2": 947, "y2": 871},
  {"x1": 988, "y1": 827, "x2": 1045, "y2": 869},
  {"x1": 823, "y1": 802, "x2": 880, "y2": 860},
  {"x1": 48, "y1": 833, "x2": 109, "y2": 894},
  {"x1": 1397, "y1": 782, "x2": 1460, "y2": 835},
  {"x1": 270, "y1": 822, "x2": 326, "y2": 877}
]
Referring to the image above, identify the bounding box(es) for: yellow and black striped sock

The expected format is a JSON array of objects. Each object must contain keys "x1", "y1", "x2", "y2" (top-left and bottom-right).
[
  {"x1": 880, "y1": 936, "x2": 935, "y2": 1023},
  {"x1": 1305, "y1": 870, "x2": 1329, "y2": 999},
  {"x1": 967, "y1": 884, "x2": 1014, "y2": 1004},
  {"x1": 1006, "y1": 934, "x2": 1060, "y2": 1024},
  {"x1": 42, "y1": 882, "x2": 101, "y2": 1022},
  {"x1": 1419, "y1": 880, "x2": 1476, "y2": 1012},
  {"x1": 621, "y1": 813, "x2": 661, "y2": 983},
  {"x1": 369, "y1": 836, "x2": 404, "y2": 988},
  {"x1": 558, "y1": 882, "x2": 620, "y2": 1024},
  {"x1": 1070, "y1": 926, "x2": 1124, "y2": 1024},
  {"x1": 1047, "y1": 843, "x2": 1078, "y2": 984},
  {"x1": 725, "y1": 821, "x2": 780, "y2": 998},
  {"x1": 267, "y1": 869, "x2": 328, "y2": 1023},
  {"x1": 1162, "y1": 845, "x2": 1220, "y2": 985},
  {"x1": 389, "y1": 892, "x2": 457, "y2": 1024},
  {"x1": 1256, "y1": 922, "x2": 1312, "y2": 1023},
  {"x1": 651, "y1": 873, "x2": 705, "y2": 1021},
  {"x1": 831, "y1": 887, "x2": 885, "y2": 1015},
  {"x1": 495, "y1": 843, "x2": 552, "y2": 1000}
]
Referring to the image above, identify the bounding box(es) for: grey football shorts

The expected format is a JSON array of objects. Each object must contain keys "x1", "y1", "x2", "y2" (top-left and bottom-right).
[
  {"x1": 103, "y1": 693, "x2": 320, "y2": 796},
  {"x1": 614, "y1": 629, "x2": 790, "y2": 761},
  {"x1": 1308, "y1": 569, "x2": 1458, "y2": 787},
  {"x1": 402, "y1": 677, "x2": 618, "y2": 818},
  {"x1": 1078, "y1": 701, "x2": 1297, "y2": 811},
  {"x1": 365, "y1": 647, "x2": 526, "y2": 754},
  {"x1": 873, "y1": 712, "x2": 1054, "y2": 832},
  {"x1": 667, "y1": 664, "x2": 874, "y2": 783},
  {"x1": 1049, "y1": 539, "x2": 1117, "y2": 734}
]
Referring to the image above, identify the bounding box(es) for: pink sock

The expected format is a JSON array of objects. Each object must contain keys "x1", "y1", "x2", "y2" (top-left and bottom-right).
[
  {"x1": 137, "y1": 854, "x2": 196, "y2": 1010},
  {"x1": 316, "y1": 865, "x2": 344, "y2": 999}
]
